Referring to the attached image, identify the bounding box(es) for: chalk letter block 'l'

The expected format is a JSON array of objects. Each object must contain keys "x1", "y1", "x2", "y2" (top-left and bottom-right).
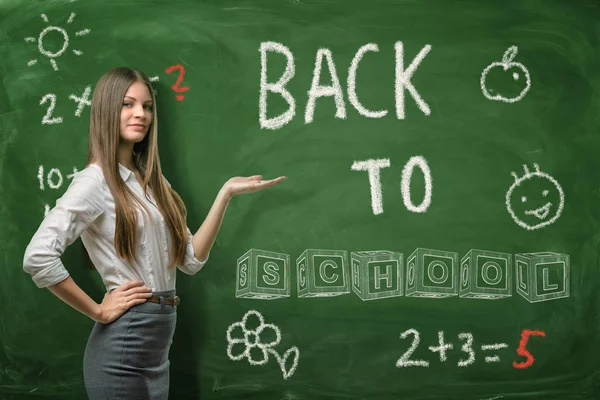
[
  {"x1": 460, "y1": 249, "x2": 512, "y2": 299},
  {"x1": 406, "y1": 248, "x2": 459, "y2": 298},
  {"x1": 351, "y1": 250, "x2": 404, "y2": 301},
  {"x1": 515, "y1": 252, "x2": 570, "y2": 303},
  {"x1": 236, "y1": 249, "x2": 290, "y2": 300},
  {"x1": 297, "y1": 249, "x2": 349, "y2": 298}
]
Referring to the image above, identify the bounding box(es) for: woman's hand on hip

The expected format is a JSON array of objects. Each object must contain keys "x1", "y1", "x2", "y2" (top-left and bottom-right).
[{"x1": 98, "y1": 280, "x2": 152, "y2": 324}]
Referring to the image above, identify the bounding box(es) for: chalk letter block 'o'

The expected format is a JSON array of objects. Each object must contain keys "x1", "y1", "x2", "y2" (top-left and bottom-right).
[
  {"x1": 515, "y1": 252, "x2": 570, "y2": 303},
  {"x1": 406, "y1": 248, "x2": 459, "y2": 298},
  {"x1": 351, "y1": 250, "x2": 404, "y2": 301},
  {"x1": 236, "y1": 249, "x2": 290, "y2": 300},
  {"x1": 460, "y1": 249, "x2": 512, "y2": 299},
  {"x1": 297, "y1": 249, "x2": 349, "y2": 298}
]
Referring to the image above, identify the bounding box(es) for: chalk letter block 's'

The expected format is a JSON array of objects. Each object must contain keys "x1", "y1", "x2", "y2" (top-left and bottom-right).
[{"x1": 236, "y1": 249, "x2": 290, "y2": 300}]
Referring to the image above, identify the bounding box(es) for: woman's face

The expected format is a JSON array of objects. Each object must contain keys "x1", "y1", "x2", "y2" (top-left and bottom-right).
[{"x1": 119, "y1": 81, "x2": 153, "y2": 145}]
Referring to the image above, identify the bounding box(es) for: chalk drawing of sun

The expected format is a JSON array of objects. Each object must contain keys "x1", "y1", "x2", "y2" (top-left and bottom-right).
[{"x1": 24, "y1": 13, "x2": 90, "y2": 71}]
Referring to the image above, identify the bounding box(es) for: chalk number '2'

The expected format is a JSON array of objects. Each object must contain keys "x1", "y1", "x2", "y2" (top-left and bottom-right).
[
  {"x1": 396, "y1": 329, "x2": 429, "y2": 367},
  {"x1": 40, "y1": 94, "x2": 63, "y2": 125}
]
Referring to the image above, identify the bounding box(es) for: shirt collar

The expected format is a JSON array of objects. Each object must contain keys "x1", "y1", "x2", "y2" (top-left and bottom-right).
[
  {"x1": 118, "y1": 163, "x2": 133, "y2": 181},
  {"x1": 90, "y1": 162, "x2": 135, "y2": 182}
]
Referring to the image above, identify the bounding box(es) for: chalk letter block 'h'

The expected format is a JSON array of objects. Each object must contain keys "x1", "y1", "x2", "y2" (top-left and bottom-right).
[
  {"x1": 351, "y1": 250, "x2": 403, "y2": 301},
  {"x1": 236, "y1": 249, "x2": 290, "y2": 300}
]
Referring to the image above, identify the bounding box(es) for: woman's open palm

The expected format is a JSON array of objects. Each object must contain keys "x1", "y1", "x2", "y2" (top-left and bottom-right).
[{"x1": 223, "y1": 175, "x2": 286, "y2": 198}]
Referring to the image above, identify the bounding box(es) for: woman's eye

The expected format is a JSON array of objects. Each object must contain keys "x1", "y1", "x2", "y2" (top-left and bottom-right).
[
  {"x1": 144, "y1": 105, "x2": 153, "y2": 110},
  {"x1": 123, "y1": 102, "x2": 132, "y2": 107}
]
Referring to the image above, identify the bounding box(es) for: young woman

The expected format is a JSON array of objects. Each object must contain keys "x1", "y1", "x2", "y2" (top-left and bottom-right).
[{"x1": 23, "y1": 66, "x2": 286, "y2": 399}]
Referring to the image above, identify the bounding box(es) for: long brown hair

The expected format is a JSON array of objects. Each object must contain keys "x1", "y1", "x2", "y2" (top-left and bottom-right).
[{"x1": 83, "y1": 67, "x2": 188, "y2": 270}]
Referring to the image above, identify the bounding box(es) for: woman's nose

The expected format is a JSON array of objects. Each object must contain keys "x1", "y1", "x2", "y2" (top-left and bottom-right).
[{"x1": 133, "y1": 105, "x2": 145, "y2": 117}]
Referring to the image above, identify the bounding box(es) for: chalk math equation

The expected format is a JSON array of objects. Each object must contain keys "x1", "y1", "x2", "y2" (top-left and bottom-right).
[{"x1": 396, "y1": 328, "x2": 545, "y2": 369}]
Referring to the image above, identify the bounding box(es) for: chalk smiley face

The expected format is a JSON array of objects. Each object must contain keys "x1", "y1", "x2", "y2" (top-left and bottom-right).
[{"x1": 505, "y1": 164, "x2": 564, "y2": 230}]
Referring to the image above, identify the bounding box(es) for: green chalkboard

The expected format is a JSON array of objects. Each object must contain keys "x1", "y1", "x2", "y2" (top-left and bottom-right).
[{"x1": 2, "y1": 0, "x2": 600, "y2": 399}]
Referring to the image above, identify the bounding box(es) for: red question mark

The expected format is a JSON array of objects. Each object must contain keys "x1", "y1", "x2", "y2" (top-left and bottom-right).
[{"x1": 165, "y1": 64, "x2": 189, "y2": 101}]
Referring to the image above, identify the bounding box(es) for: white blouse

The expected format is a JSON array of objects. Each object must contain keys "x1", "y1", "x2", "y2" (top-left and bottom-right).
[{"x1": 23, "y1": 162, "x2": 208, "y2": 292}]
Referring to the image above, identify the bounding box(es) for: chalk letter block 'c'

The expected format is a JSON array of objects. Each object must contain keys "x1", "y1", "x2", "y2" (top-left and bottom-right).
[
  {"x1": 351, "y1": 250, "x2": 403, "y2": 301},
  {"x1": 236, "y1": 249, "x2": 290, "y2": 300},
  {"x1": 297, "y1": 249, "x2": 349, "y2": 298}
]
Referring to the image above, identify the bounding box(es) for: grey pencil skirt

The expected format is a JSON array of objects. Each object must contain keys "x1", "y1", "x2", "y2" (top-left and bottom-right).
[{"x1": 83, "y1": 290, "x2": 177, "y2": 400}]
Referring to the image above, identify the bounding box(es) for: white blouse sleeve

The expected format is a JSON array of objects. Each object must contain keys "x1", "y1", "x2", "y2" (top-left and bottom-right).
[
  {"x1": 162, "y1": 174, "x2": 209, "y2": 275},
  {"x1": 23, "y1": 170, "x2": 105, "y2": 288},
  {"x1": 177, "y1": 225, "x2": 209, "y2": 275}
]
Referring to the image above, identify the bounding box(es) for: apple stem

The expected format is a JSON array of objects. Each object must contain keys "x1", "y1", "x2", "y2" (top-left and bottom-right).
[{"x1": 502, "y1": 45, "x2": 519, "y2": 65}]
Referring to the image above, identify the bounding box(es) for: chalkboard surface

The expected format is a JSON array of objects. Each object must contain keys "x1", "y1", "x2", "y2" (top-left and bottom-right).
[{"x1": 2, "y1": 0, "x2": 600, "y2": 399}]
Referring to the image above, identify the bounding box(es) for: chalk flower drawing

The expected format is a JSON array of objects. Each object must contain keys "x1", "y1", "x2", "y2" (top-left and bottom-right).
[
  {"x1": 226, "y1": 310, "x2": 299, "y2": 379},
  {"x1": 24, "y1": 12, "x2": 90, "y2": 71},
  {"x1": 505, "y1": 164, "x2": 564, "y2": 230},
  {"x1": 480, "y1": 45, "x2": 531, "y2": 103}
]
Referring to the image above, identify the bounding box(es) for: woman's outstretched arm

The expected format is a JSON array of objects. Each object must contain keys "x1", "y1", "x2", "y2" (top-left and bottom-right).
[{"x1": 190, "y1": 175, "x2": 286, "y2": 261}]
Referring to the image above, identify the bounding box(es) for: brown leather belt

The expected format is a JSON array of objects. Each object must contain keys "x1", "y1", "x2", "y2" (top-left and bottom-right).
[{"x1": 147, "y1": 295, "x2": 180, "y2": 307}]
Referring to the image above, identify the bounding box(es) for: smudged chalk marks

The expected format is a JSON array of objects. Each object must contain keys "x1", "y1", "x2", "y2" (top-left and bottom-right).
[
  {"x1": 149, "y1": 76, "x2": 159, "y2": 95},
  {"x1": 226, "y1": 310, "x2": 299, "y2": 379}
]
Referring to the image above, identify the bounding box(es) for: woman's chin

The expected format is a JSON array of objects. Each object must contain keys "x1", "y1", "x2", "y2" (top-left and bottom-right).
[{"x1": 120, "y1": 134, "x2": 147, "y2": 144}]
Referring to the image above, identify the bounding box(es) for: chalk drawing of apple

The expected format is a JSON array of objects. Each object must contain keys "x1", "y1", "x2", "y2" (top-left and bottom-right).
[
  {"x1": 481, "y1": 46, "x2": 531, "y2": 103},
  {"x1": 505, "y1": 164, "x2": 564, "y2": 230}
]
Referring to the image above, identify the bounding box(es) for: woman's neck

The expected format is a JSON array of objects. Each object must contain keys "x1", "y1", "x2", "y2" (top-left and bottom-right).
[{"x1": 117, "y1": 147, "x2": 136, "y2": 171}]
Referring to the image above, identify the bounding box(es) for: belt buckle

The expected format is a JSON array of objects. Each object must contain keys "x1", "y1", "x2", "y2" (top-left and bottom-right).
[{"x1": 173, "y1": 296, "x2": 180, "y2": 307}]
